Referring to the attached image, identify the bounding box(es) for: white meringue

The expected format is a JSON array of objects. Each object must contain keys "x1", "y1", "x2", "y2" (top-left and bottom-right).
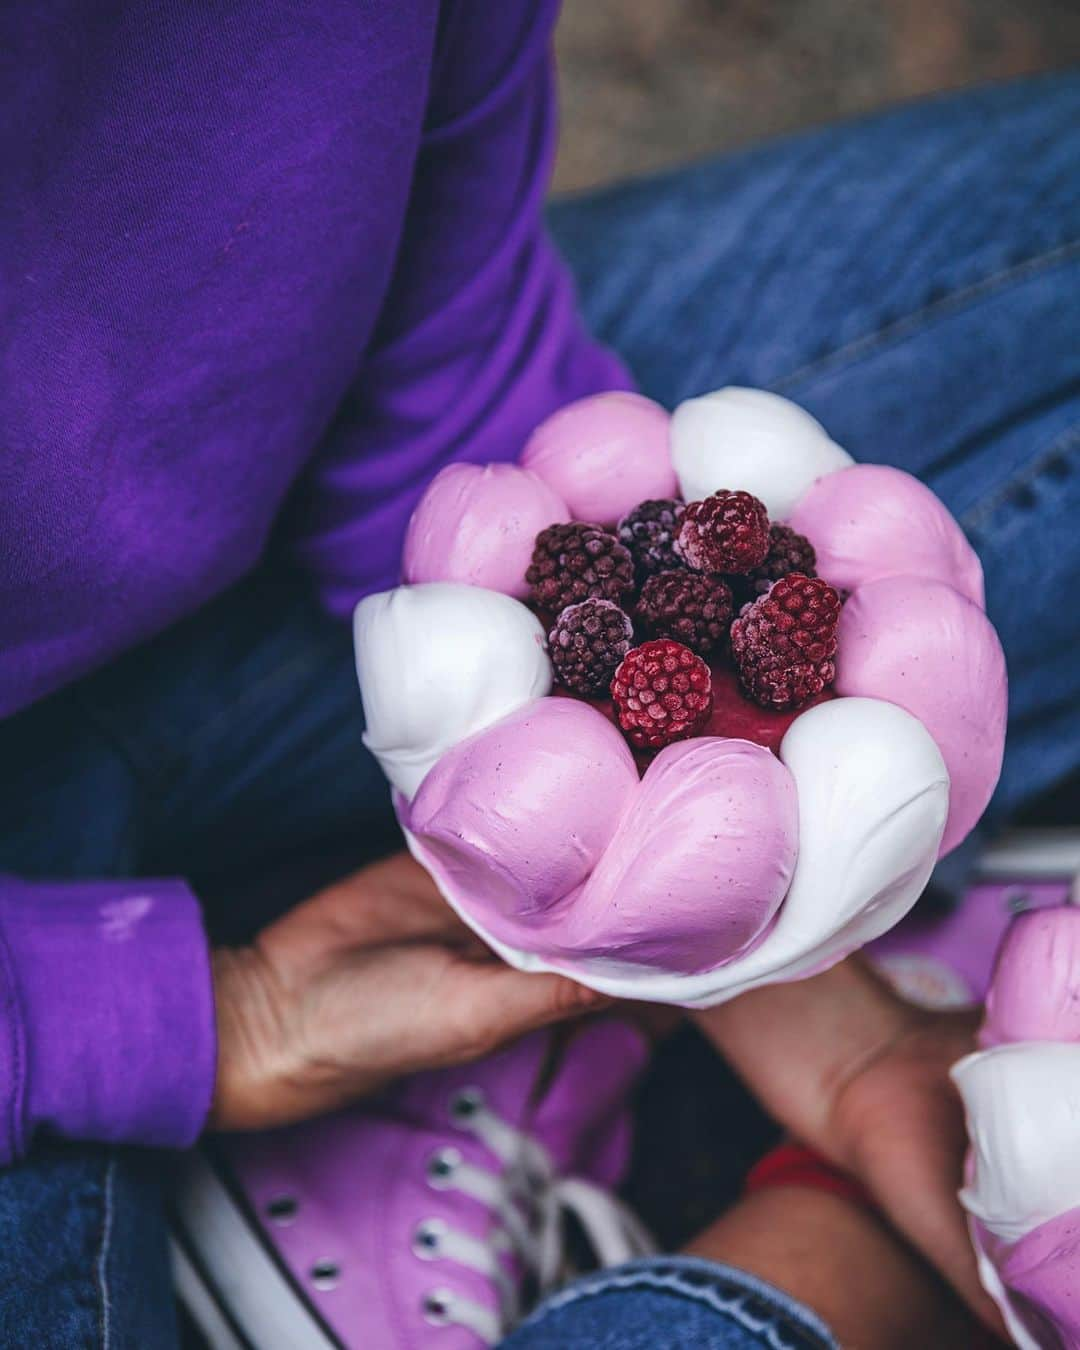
[
  {"x1": 953, "y1": 1042, "x2": 1080, "y2": 1244},
  {"x1": 670, "y1": 387, "x2": 853, "y2": 518},
  {"x1": 704, "y1": 697, "x2": 950, "y2": 999},
  {"x1": 353, "y1": 582, "x2": 551, "y2": 799}
]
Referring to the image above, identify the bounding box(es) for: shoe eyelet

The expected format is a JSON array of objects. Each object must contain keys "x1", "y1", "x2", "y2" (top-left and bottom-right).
[
  {"x1": 1005, "y1": 887, "x2": 1031, "y2": 915},
  {"x1": 310, "y1": 1260, "x2": 341, "y2": 1291},
  {"x1": 265, "y1": 1195, "x2": 299, "y2": 1225},
  {"x1": 422, "y1": 1289, "x2": 456, "y2": 1325},
  {"x1": 427, "y1": 1146, "x2": 462, "y2": 1189},
  {"x1": 450, "y1": 1087, "x2": 484, "y2": 1122},
  {"x1": 413, "y1": 1218, "x2": 447, "y2": 1259}
]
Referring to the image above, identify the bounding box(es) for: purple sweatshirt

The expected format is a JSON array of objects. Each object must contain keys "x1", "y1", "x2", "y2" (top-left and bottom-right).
[{"x1": 0, "y1": 0, "x2": 628, "y2": 1162}]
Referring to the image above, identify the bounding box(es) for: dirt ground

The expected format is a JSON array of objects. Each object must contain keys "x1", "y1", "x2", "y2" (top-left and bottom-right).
[{"x1": 554, "y1": 0, "x2": 1080, "y2": 190}]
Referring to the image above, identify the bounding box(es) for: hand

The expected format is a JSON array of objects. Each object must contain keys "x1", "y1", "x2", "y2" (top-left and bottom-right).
[
  {"x1": 824, "y1": 1003, "x2": 1003, "y2": 1334},
  {"x1": 210, "y1": 851, "x2": 608, "y2": 1130},
  {"x1": 695, "y1": 957, "x2": 1003, "y2": 1333}
]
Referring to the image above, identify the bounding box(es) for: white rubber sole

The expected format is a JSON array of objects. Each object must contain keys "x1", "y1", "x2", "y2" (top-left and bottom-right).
[{"x1": 170, "y1": 1150, "x2": 340, "y2": 1350}]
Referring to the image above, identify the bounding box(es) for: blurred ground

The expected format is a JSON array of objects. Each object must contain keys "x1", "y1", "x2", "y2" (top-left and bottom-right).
[{"x1": 554, "y1": 0, "x2": 1080, "y2": 191}]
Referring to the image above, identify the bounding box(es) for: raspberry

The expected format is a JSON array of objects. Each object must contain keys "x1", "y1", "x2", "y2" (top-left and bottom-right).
[
  {"x1": 617, "y1": 498, "x2": 686, "y2": 582},
  {"x1": 636, "y1": 570, "x2": 734, "y2": 656},
  {"x1": 610, "y1": 639, "x2": 713, "y2": 750},
  {"x1": 526, "y1": 522, "x2": 634, "y2": 614},
  {"x1": 744, "y1": 524, "x2": 817, "y2": 596},
  {"x1": 676, "y1": 490, "x2": 770, "y2": 575},
  {"x1": 730, "y1": 573, "x2": 841, "y2": 710},
  {"x1": 549, "y1": 600, "x2": 634, "y2": 696}
]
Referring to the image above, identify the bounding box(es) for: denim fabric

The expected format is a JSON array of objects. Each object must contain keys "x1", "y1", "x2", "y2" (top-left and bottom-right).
[
  {"x1": 504, "y1": 1258, "x2": 837, "y2": 1350},
  {"x1": 2, "y1": 72, "x2": 1079, "y2": 1347}
]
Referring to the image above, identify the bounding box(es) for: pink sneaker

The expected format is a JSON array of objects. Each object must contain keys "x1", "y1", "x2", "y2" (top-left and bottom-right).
[
  {"x1": 867, "y1": 829, "x2": 1079, "y2": 1009},
  {"x1": 171, "y1": 1019, "x2": 652, "y2": 1349}
]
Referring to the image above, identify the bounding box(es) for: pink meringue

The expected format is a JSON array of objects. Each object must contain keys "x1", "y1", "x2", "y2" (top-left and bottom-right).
[
  {"x1": 835, "y1": 575, "x2": 1005, "y2": 856},
  {"x1": 982, "y1": 908, "x2": 1080, "y2": 1048},
  {"x1": 403, "y1": 462, "x2": 569, "y2": 598},
  {"x1": 406, "y1": 698, "x2": 638, "y2": 948},
  {"x1": 788, "y1": 463, "x2": 985, "y2": 608},
  {"x1": 563, "y1": 738, "x2": 798, "y2": 974},
  {"x1": 407, "y1": 713, "x2": 798, "y2": 979},
  {"x1": 520, "y1": 392, "x2": 675, "y2": 525}
]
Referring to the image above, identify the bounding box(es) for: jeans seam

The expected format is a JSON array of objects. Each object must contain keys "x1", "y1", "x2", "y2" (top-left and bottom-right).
[
  {"x1": 96, "y1": 1155, "x2": 115, "y2": 1350},
  {"x1": 772, "y1": 236, "x2": 1080, "y2": 393},
  {"x1": 523, "y1": 1260, "x2": 835, "y2": 1349},
  {"x1": 959, "y1": 420, "x2": 1080, "y2": 538}
]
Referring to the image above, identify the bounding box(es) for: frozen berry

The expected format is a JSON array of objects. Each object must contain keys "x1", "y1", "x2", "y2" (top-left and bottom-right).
[
  {"x1": 549, "y1": 599, "x2": 634, "y2": 696},
  {"x1": 744, "y1": 524, "x2": 817, "y2": 596},
  {"x1": 676, "y1": 490, "x2": 770, "y2": 574},
  {"x1": 730, "y1": 573, "x2": 841, "y2": 710},
  {"x1": 610, "y1": 639, "x2": 713, "y2": 750},
  {"x1": 636, "y1": 570, "x2": 734, "y2": 656},
  {"x1": 617, "y1": 498, "x2": 686, "y2": 582},
  {"x1": 526, "y1": 522, "x2": 634, "y2": 614}
]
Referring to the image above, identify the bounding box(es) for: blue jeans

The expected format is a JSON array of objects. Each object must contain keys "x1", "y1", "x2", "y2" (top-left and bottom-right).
[
  {"x1": 504, "y1": 1259, "x2": 836, "y2": 1350},
  {"x1": 2, "y1": 73, "x2": 1079, "y2": 1347}
]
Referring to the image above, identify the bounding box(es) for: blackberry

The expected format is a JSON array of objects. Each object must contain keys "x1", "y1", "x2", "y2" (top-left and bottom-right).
[
  {"x1": 610, "y1": 639, "x2": 713, "y2": 750},
  {"x1": 636, "y1": 570, "x2": 734, "y2": 656},
  {"x1": 730, "y1": 573, "x2": 841, "y2": 710},
  {"x1": 744, "y1": 524, "x2": 817, "y2": 596},
  {"x1": 526, "y1": 522, "x2": 634, "y2": 614},
  {"x1": 617, "y1": 498, "x2": 686, "y2": 583},
  {"x1": 548, "y1": 600, "x2": 634, "y2": 696},
  {"x1": 676, "y1": 490, "x2": 770, "y2": 575}
]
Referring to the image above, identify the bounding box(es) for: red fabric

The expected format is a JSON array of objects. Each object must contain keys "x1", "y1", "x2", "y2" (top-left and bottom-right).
[{"x1": 744, "y1": 1142, "x2": 873, "y2": 1210}]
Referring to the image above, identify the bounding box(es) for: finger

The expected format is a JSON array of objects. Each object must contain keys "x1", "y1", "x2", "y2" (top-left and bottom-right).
[
  {"x1": 443, "y1": 960, "x2": 613, "y2": 1060},
  {"x1": 891, "y1": 1188, "x2": 1004, "y2": 1333},
  {"x1": 861, "y1": 1130, "x2": 1007, "y2": 1335},
  {"x1": 276, "y1": 857, "x2": 472, "y2": 949}
]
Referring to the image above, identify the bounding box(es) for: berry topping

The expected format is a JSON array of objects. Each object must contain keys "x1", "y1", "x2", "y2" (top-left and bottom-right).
[
  {"x1": 636, "y1": 570, "x2": 734, "y2": 656},
  {"x1": 617, "y1": 498, "x2": 686, "y2": 582},
  {"x1": 730, "y1": 573, "x2": 842, "y2": 710},
  {"x1": 744, "y1": 523, "x2": 817, "y2": 596},
  {"x1": 610, "y1": 639, "x2": 713, "y2": 750},
  {"x1": 676, "y1": 490, "x2": 771, "y2": 574},
  {"x1": 526, "y1": 522, "x2": 634, "y2": 614},
  {"x1": 549, "y1": 600, "x2": 634, "y2": 696}
]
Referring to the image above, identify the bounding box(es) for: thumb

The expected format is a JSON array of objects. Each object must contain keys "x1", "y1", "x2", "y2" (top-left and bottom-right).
[{"x1": 449, "y1": 960, "x2": 613, "y2": 1057}]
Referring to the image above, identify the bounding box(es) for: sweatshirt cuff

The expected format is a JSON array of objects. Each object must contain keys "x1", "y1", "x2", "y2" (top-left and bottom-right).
[{"x1": 0, "y1": 878, "x2": 216, "y2": 1162}]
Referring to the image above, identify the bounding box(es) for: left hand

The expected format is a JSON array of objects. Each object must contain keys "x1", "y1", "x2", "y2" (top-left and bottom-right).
[{"x1": 210, "y1": 851, "x2": 610, "y2": 1131}]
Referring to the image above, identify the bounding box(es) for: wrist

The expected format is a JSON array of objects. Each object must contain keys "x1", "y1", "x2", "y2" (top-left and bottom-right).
[
  {"x1": 210, "y1": 945, "x2": 288, "y2": 1131},
  {"x1": 827, "y1": 1002, "x2": 977, "y2": 1173},
  {"x1": 696, "y1": 956, "x2": 920, "y2": 1155}
]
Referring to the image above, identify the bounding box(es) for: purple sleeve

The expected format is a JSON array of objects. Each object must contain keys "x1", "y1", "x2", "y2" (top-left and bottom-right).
[
  {"x1": 289, "y1": 0, "x2": 632, "y2": 616},
  {"x1": 0, "y1": 878, "x2": 216, "y2": 1164}
]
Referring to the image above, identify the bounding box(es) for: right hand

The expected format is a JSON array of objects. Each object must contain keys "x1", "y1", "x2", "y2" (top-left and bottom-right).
[
  {"x1": 696, "y1": 956, "x2": 1005, "y2": 1335},
  {"x1": 210, "y1": 851, "x2": 609, "y2": 1130}
]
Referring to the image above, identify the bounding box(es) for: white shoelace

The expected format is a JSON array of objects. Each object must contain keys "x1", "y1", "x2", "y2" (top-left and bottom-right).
[{"x1": 414, "y1": 1088, "x2": 655, "y2": 1343}]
